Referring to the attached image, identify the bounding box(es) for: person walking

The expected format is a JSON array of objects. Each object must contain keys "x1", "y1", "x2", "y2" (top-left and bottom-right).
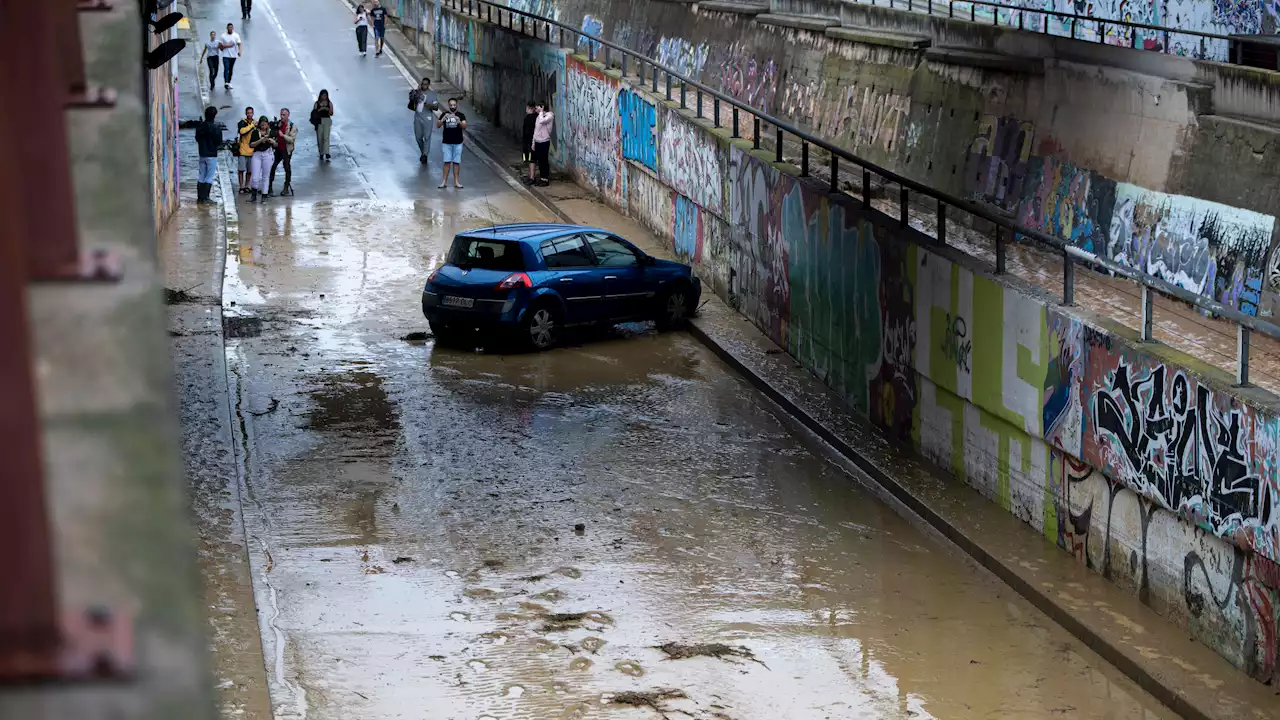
[
  {"x1": 312, "y1": 90, "x2": 334, "y2": 161},
  {"x1": 369, "y1": 0, "x2": 388, "y2": 57},
  {"x1": 436, "y1": 97, "x2": 466, "y2": 189},
  {"x1": 195, "y1": 106, "x2": 222, "y2": 204},
  {"x1": 531, "y1": 100, "x2": 553, "y2": 186},
  {"x1": 218, "y1": 23, "x2": 242, "y2": 90},
  {"x1": 354, "y1": 4, "x2": 370, "y2": 56},
  {"x1": 268, "y1": 108, "x2": 297, "y2": 197},
  {"x1": 241, "y1": 0, "x2": 252, "y2": 19},
  {"x1": 236, "y1": 105, "x2": 255, "y2": 193},
  {"x1": 521, "y1": 101, "x2": 536, "y2": 184},
  {"x1": 248, "y1": 116, "x2": 277, "y2": 202},
  {"x1": 409, "y1": 77, "x2": 438, "y2": 165},
  {"x1": 199, "y1": 31, "x2": 220, "y2": 93}
]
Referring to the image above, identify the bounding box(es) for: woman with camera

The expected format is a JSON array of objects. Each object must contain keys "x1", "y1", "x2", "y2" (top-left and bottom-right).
[{"x1": 248, "y1": 115, "x2": 277, "y2": 203}]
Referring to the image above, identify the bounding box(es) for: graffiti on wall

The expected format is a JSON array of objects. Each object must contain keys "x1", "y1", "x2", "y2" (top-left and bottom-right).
[
  {"x1": 565, "y1": 57, "x2": 622, "y2": 200},
  {"x1": 728, "y1": 146, "x2": 792, "y2": 343},
  {"x1": 507, "y1": 0, "x2": 558, "y2": 21},
  {"x1": 577, "y1": 14, "x2": 602, "y2": 56},
  {"x1": 627, "y1": 165, "x2": 674, "y2": 242},
  {"x1": 1107, "y1": 184, "x2": 1271, "y2": 315},
  {"x1": 148, "y1": 26, "x2": 179, "y2": 231},
  {"x1": 659, "y1": 107, "x2": 724, "y2": 217},
  {"x1": 717, "y1": 45, "x2": 778, "y2": 115},
  {"x1": 618, "y1": 89, "x2": 657, "y2": 172},
  {"x1": 966, "y1": 115, "x2": 1035, "y2": 214},
  {"x1": 1018, "y1": 155, "x2": 1114, "y2": 253},
  {"x1": 440, "y1": 11, "x2": 469, "y2": 51},
  {"x1": 673, "y1": 194, "x2": 704, "y2": 263},
  {"x1": 655, "y1": 36, "x2": 709, "y2": 78}
]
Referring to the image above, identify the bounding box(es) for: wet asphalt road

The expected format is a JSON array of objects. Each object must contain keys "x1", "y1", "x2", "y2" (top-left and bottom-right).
[{"x1": 188, "y1": 0, "x2": 1177, "y2": 717}]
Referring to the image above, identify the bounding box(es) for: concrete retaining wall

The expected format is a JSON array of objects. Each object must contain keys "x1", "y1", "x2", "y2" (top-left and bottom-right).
[
  {"x1": 417, "y1": 0, "x2": 1280, "y2": 319},
  {"x1": 437, "y1": 7, "x2": 1280, "y2": 684}
]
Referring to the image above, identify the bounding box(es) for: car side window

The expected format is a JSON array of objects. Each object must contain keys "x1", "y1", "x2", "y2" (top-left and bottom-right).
[
  {"x1": 541, "y1": 234, "x2": 594, "y2": 269},
  {"x1": 584, "y1": 233, "x2": 638, "y2": 268}
]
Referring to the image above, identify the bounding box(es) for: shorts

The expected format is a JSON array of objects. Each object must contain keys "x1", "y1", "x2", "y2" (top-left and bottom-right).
[
  {"x1": 373, "y1": 23, "x2": 386, "y2": 38},
  {"x1": 522, "y1": 151, "x2": 533, "y2": 163},
  {"x1": 442, "y1": 143, "x2": 462, "y2": 164},
  {"x1": 238, "y1": 154, "x2": 252, "y2": 171}
]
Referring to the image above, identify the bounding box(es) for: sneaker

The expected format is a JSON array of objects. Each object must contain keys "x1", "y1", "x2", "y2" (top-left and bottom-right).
[
  {"x1": 420, "y1": 154, "x2": 428, "y2": 164},
  {"x1": 325, "y1": 154, "x2": 331, "y2": 161},
  {"x1": 522, "y1": 177, "x2": 535, "y2": 185},
  {"x1": 535, "y1": 179, "x2": 549, "y2": 186}
]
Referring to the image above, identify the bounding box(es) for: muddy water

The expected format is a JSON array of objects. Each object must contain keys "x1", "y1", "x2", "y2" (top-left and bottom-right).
[{"x1": 221, "y1": 197, "x2": 1171, "y2": 720}]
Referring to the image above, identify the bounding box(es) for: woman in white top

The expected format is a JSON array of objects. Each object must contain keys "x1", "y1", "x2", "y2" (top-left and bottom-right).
[
  {"x1": 354, "y1": 5, "x2": 370, "y2": 56},
  {"x1": 198, "y1": 31, "x2": 220, "y2": 93}
]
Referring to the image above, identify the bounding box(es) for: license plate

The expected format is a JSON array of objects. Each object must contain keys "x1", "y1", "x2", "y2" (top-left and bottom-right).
[{"x1": 443, "y1": 296, "x2": 474, "y2": 308}]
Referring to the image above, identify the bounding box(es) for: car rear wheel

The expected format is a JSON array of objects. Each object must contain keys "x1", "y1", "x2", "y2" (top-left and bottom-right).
[
  {"x1": 522, "y1": 302, "x2": 561, "y2": 351},
  {"x1": 429, "y1": 319, "x2": 461, "y2": 346},
  {"x1": 656, "y1": 285, "x2": 692, "y2": 330}
]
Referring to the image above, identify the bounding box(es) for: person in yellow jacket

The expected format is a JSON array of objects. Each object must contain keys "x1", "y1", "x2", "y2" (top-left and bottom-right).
[{"x1": 236, "y1": 105, "x2": 255, "y2": 193}]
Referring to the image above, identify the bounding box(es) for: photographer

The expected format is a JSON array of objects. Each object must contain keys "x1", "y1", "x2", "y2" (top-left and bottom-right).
[
  {"x1": 268, "y1": 108, "x2": 298, "y2": 197},
  {"x1": 248, "y1": 116, "x2": 277, "y2": 203},
  {"x1": 436, "y1": 97, "x2": 466, "y2": 189}
]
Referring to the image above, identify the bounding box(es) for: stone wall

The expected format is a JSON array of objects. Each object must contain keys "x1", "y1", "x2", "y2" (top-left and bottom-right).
[
  {"x1": 405, "y1": 0, "x2": 1280, "y2": 318},
  {"x1": 438, "y1": 6, "x2": 1280, "y2": 684}
]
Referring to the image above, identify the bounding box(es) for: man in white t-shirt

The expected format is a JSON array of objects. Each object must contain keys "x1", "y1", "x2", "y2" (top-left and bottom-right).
[{"x1": 218, "y1": 23, "x2": 243, "y2": 90}]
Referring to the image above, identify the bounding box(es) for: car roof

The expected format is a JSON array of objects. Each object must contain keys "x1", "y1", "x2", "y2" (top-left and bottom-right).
[{"x1": 456, "y1": 223, "x2": 609, "y2": 245}]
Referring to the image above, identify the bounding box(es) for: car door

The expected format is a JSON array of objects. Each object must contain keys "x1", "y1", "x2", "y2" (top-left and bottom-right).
[
  {"x1": 539, "y1": 234, "x2": 605, "y2": 324},
  {"x1": 584, "y1": 232, "x2": 648, "y2": 320}
]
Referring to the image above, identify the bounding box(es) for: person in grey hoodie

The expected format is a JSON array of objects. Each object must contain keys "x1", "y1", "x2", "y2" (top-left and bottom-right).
[{"x1": 409, "y1": 77, "x2": 439, "y2": 165}]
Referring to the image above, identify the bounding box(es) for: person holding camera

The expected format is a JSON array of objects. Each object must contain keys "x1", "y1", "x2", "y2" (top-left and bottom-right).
[
  {"x1": 409, "y1": 77, "x2": 438, "y2": 165},
  {"x1": 268, "y1": 108, "x2": 298, "y2": 197},
  {"x1": 248, "y1": 116, "x2": 277, "y2": 203},
  {"x1": 311, "y1": 90, "x2": 334, "y2": 161},
  {"x1": 436, "y1": 97, "x2": 466, "y2": 189}
]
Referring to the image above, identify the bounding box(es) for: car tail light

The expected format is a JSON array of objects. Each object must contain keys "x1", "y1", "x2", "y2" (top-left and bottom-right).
[
  {"x1": 427, "y1": 267, "x2": 441, "y2": 283},
  {"x1": 496, "y1": 272, "x2": 532, "y2": 290}
]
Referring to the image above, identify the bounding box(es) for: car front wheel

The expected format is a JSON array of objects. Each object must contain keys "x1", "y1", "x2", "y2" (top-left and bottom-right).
[
  {"x1": 656, "y1": 285, "x2": 692, "y2": 330},
  {"x1": 522, "y1": 302, "x2": 561, "y2": 351}
]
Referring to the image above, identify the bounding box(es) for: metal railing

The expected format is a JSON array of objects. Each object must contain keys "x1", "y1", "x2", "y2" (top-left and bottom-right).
[
  {"x1": 442, "y1": 0, "x2": 1279, "y2": 386},
  {"x1": 848, "y1": 0, "x2": 1276, "y2": 64}
]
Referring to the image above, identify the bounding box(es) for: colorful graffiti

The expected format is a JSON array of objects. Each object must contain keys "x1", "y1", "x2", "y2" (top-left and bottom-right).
[
  {"x1": 1107, "y1": 184, "x2": 1272, "y2": 315},
  {"x1": 717, "y1": 45, "x2": 778, "y2": 115},
  {"x1": 618, "y1": 88, "x2": 657, "y2": 172},
  {"x1": 627, "y1": 165, "x2": 674, "y2": 241},
  {"x1": 966, "y1": 115, "x2": 1035, "y2": 214},
  {"x1": 728, "y1": 146, "x2": 791, "y2": 343},
  {"x1": 577, "y1": 14, "x2": 602, "y2": 56},
  {"x1": 659, "y1": 107, "x2": 724, "y2": 217},
  {"x1": 655, "y1": 36, "x2": 709, "y2": 78},
  {"x1": 565, "y1": 57, "x2": 622, "y2": 201},
  {"x1": 1018, "y1": 155, "x2": 1113, "y2": 254},
  {"x1": 148, "y1": 25, "x2": 179, "y2": 231},
  {"x1": 673, "y1": 194, "x2": 704, "y2": 263}
]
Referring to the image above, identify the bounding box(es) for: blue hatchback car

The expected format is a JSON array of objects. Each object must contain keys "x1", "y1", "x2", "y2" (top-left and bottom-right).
[{"x1": 422, "y1": 223, "x2": 702, "y2": 350}]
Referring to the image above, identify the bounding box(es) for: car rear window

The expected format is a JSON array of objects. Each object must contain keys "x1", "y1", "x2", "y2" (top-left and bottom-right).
[{"x1": 447, "y1": 236, "x2": 525, "y2": 271}]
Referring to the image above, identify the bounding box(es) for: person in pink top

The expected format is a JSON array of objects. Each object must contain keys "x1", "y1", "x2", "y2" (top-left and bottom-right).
[{"x1": 531, "y1": 100, "x2": 554, "y2": 186}]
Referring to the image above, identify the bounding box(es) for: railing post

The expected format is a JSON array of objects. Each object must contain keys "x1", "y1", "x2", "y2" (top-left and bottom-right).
[
  {"x1": 652, "y1": 64, "x2": 659, "y2": 93},
  {"x1": 830, "y1": 154, "x2": 839, "y2": 193},
  {"x1": 862, "y1": 167, "x2": 871, "y2": 207},
  {"x1": 801, "y1": 142, "x2": 809, "y2": 176},
  {"x1": 680, "y1": 81, "x2": 687, "y2": 108},
  {"x1": 697, "y1": 89, "x2": 702, "y2": 118},
  {"x1": 995, "y1": 226, "x2": 1006, "y2": 274},
  {"x1": 588, "y1": 40, "x2": 594, "y2": 62},
  {"x1": 520, "y1": 14, "x2": 525, "y2": 34},
  {"x1": 937, "y1": 202, "x2": 946, "y2": 244},
  {"x1": 621, "y1": 53, "x2": 627, "y2": 78},
  {"x1": 1062, "y1": 253, "x2": 1075, "y2": 306},
  {"x1": 732, "y1": 107, "x2": 740, "y2": 138},
  {"x1": 666, "y1": 72, "x2": 672, "y2": 101},
  {"x1": 605, "y1": 46, "x2": 610, "y2": 68},
  {"x1": 1163, "y1": 29, "x2": 1169, "y2": 53},
  {"x1": 1140, "y1": 285, "x2": 1154, "y2": 342},
  {"x1": 714, "y1": 97, "x2": 720, "y2": 127},
  {"x1": 1237, "y1": 325, "x2": 1251, "y2": 386},
  {"x1": 775, "y1": 127, "x2": 783, "y2": 163},
  {"x1": 545, "y1": 22, "x2": 550, "y2": 41},
  {"x1": 753, "y1": 117, "x2": 761, "y2": 150},
  {"x1": 899, "y1": 186, "x2": 908, "y2": 227}
]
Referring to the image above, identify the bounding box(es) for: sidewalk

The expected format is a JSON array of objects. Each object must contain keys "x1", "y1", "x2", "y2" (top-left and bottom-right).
[
  {"x1": 373, "y1": 17, "x2": 1280, "y2": 720},
  {"x1": 162, "y1": 6, "x2": 272, "y2": 719}
]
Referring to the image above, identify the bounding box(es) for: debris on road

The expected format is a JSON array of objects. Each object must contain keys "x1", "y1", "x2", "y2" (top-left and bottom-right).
[{"x1": 655, "y1": 643, "x2": 767, "y2": 668}]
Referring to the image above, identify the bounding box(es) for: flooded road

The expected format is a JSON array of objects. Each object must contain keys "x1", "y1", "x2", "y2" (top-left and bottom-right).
[{"x1": 186, "y1": 0, "x2": 1177, "y2": 716}]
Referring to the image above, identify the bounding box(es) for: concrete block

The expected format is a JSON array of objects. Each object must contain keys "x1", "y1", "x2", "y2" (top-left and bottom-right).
[
  {"x1": 826, "y1": 25, "x2": 929, "y2": 50},
  {"x1": 754, "y1": 12, "x2": 840, "y2": 32},
  {"x1": 925, "y1": 46, "x2": 1044, "y2": 75}
]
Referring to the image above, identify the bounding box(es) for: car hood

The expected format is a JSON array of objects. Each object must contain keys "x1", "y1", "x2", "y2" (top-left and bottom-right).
[{"x1": 652, "y1": 258, "x2": 691, "y2": 274}]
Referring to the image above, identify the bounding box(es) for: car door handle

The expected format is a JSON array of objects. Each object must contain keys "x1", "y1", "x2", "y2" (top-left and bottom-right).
[
  {"x1": 559, "y1": 278, "x2": 573, "y2": 283},
  {"x1": 604, "y1": 275, "x2": 617, "y2": 280}
]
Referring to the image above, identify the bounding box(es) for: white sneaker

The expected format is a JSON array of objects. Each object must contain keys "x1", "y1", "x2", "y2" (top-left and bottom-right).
[{"x1": 225, "y1": 82, "x2": 232, "y2": 89}]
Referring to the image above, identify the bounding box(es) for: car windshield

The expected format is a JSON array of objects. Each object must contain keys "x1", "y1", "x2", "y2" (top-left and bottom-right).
[{"x1": 447, "y1": 236, "x2": 525, "y2": 271}]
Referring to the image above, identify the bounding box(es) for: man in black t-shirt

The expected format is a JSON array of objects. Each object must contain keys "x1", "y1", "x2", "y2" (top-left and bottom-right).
[
  {"x1": 522, "y1": 101, "x2": 537, "y2": 184},
  {"x1": 436, "y1": 97, "x2": 466, "y2": 189},
  {"x1": 369, "y1": 0, "x2": 388, "y2": 57}
]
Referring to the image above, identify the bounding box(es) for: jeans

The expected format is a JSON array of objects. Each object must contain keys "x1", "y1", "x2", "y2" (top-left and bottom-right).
[
  {"x1": 316, "y1": 117, "x2": 332, "y2": 156},
  {"x1": 240, "y1": 0, "x2": 252, "y2": 15},
  {"x1": 414, "y1": 115, "x2": 434, "y2": 157},
  {"x1": 533, "y1": 141, "x2": 550, "y2": 180},
  {"x1": 356, "y1": 25, "x2": 368, "y2": 52},
  {"x1": 222, "y1": 57, "x2": 237, "y2": 84},
  {"x1": 198, "y1": 157, "x2": 218, "y2": 184},
  {"x1": 270, "y1": 150, "x2": 292, "y2": 189},
  {"x1": 206, "y1": 56, "x2": 219, "y2": 90},
  {"x1": 251, "y1": 151, "x2": 273, "y2": 193}
]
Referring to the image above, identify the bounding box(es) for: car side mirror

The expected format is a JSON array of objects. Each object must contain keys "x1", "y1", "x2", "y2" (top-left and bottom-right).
[{"x1": 642, "y1": 255, "x2": 656, "y2": 266}]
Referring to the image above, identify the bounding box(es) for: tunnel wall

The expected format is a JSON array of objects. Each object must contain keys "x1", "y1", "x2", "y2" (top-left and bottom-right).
[
  {"x1": 413, "y1": 0, "x2": 1280, "y2": 319},
  {"x1": 435, "y1": 6, "x2": 1280, "y2": 683}
]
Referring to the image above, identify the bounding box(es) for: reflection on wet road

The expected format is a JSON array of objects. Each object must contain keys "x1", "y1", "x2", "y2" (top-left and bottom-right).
[{"x1": 210, "y1": 0, "x2": 1174, "y2": 716}]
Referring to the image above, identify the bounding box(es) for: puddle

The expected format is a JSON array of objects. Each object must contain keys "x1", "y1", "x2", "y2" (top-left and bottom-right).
[
  {"x1": 305, "y1": 370, "x2": 398, "y2": 433},
  {"x1": 569, "y1": 657, "x2": 593, "y2": 671},
  {"x1": 223, "y1": 315, "x2": 263, "y2": 338}
]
